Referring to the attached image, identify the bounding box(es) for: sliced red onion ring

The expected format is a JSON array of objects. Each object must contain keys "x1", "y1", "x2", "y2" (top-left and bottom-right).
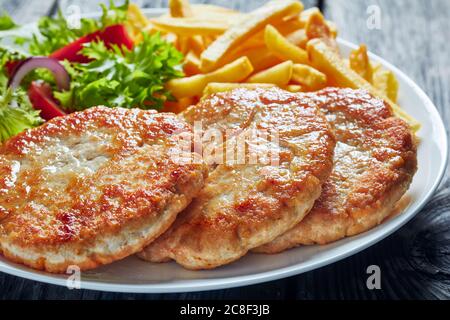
[{"x1": 7, "y1": 57, "x2": 70, "y2": 91}]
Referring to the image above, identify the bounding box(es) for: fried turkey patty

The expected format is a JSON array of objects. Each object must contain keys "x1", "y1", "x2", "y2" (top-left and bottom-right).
[
  {"x1": 255, "y1": 88, "x2": 417, "y2": 253},
  {"x1": 138, "y1": 88, "x2": 336, "y2": 269},
  {"x1": 0, "y1": 107, "x2": 207, "y2": 273}
]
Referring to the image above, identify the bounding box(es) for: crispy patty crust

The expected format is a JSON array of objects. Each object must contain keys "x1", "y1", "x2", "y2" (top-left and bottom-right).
[
  {"x1": 0, "y1": 107, "x2": 207, "y2": 273},
  {"x1": 138, "y1": 88, "x2": 336, "y2": 269},
  {"x1": 255, "y1": 88, "x2": 417, "y2": 253}
]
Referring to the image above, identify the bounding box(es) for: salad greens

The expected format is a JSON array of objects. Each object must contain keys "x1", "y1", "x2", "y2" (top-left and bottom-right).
[
  {"x1": 0, "y1": 12, "x2": 17, "y2": 31},
  {"x1": 22, "y1": 0, "x2": 130, "y2": 56},
  {"x1": 0, "y1": 0, "x2": 185, "y2": 143},
  {"x1": 0, "y1": 70, "x2": 43, "y2": 143},
  {"x1": 99, "y1": 0, "x2": 130, "y2": 27},
  {"x1": 55, "y1": 33, "x2": 184, "y2": 110},
  {"x1": 26, "y1": 11, "x2": 98, "y2": 56},
  {"x1": 0, "y1": 46, "x2": 43, "y2": 142},
  {"x1": 0, "y1": 45, "x2": 25, "y2": 64}
]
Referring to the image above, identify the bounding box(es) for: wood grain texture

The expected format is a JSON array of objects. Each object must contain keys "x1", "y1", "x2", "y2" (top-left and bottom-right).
[
  {"x1": 0, "y1": 0, "x2": 449, "y2": 300},
  {"x1": 0, "y1": 0, "x2": 56, "y2": 24}
]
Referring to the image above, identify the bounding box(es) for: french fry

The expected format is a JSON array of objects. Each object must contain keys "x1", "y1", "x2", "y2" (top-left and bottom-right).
[
  {"x1": 127, "y1": 3, "x2": 151, "y2": 30},
  {"x1": 167, "y1": 75, "x2": 207, "y2": 100},
  {"x1": 286, "y1": 29, "x2": 308, "y2": 48},
  {"x1": 240, "y1": 19, "x2": 309, "y2": 50},
  {"x1": 203, "y1": 83, "x2": 276, "y2": 96},
  {"x1": 200, "y1": 0, "x2": 304, "y2": 72},
  {"x1": 305, "y1": 10, "x2": 338, "y2": 51},
  {"x1": 299, "y1": 7, "x2": 321, "y2": 26},
  {"x1": 239, "y1": 16, "x2": 306, "y2": 51},
  {"x1": 264, "y1": 25, "x2": 309, "y2": 64},
  {"x1": 225, "y1": 46, "x2": 282, "y2": 72},
  {"x1": 247, "y1": 60, "x2": 293, "y2": 87},
  {"x1": 326, "y1": 21, "x2": 338, "y2": 38},
  {"x1": 284, "y1": 84, "x2": 303, "y2": 92},
  {"x1": 305, "y1": 11, "x2": 330, "y2": 39},
  {"x1": 183, "y1": 51, "x2": 202, "y2": 76},
  {"x1": 193, "y1": 4, "x2": 240, "y2": 15},
  {"x1": 157, "y1": 2, "x2": 416, "y2": 135},
  {"x1": 178, "y1": 36, "x2": 190, "y2": 54},
  {"x1": 238, "y1": 16, "x2": 304, "y2": 53},
  {"x1": 150, "y1": 17, "x2": 229, "y2": 36},
  {"x1": 167, "y1": 56, "x2": 254, "y2": 98},
  {"x1": 188, "y1": 35, "x2": 205, "y2": 56},
  {"x1": 203, "y1": 82, "x2": 303, "y2": 96},
  {"x1": 372, "y1": 64, "x2": 399, "y2": 102},
  {"x1": 299, "y1": 7, "x2": 337, "y2": 38},
  {"x1": 169, "y1": 0, "x2": 193, "y2": 17},
  {"x1": 126, "y1": 3, "x2": 152, "y2": 43},
  {"x1": 194, "y1": 11, "x2": 244, "y2": 22},
  {"x1": 291, "y1": 64, "x2": 327, "y2": 90},
  {"x1": 349, "y1": 45, "x2": 373, "y2": 82},
  {"x1": 204, "y1": 56, "x2": 254, "y2": 84},
  {"x1": 166, "y1": 3, "x2": 244, "y2": 20},
  {"x1": 271, "y1": 16, "x2": 304, "y2": 36},
  {"x1": 162, "y1": 6, "x2": 242, "y2": 20},
  {"x1": 142, "y1": 22, "x2": 167, "y2": 35},
  {"x1": 307, "y1": 39, "x2": 420, "y2": 131},
  {"x1": 168, "y1": 0, "x2": 205, "y2": 60},
  {"x1": 202, "y1": 36, "x2": 215, "y2": 48},
  {"x1": 245, "y1": 48, "x2": 283, "y2": 72},
  {"x1": 163, "y1": 97, "x2": 195, "y2": 113},
  {"x1": 238, "y1": 36, "x2": 266, "y2": 52}
]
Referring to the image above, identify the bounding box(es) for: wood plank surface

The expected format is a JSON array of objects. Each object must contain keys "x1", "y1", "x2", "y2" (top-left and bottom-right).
[
  {"x1": 1, "y1": 0, "x2": 56, "y2": 23},
  {"x1": 0, "y1": 0, "x2": 449, "y2": 300}
]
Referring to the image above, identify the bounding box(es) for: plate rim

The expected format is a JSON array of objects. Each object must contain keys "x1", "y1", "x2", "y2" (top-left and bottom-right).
[{"x1": 0, "y1": 8, "x2": 447, "y2": 293}]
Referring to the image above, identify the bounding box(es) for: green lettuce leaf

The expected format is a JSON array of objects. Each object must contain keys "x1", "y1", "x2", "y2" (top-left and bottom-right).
[
  {"x1": 0, "y1": 12, "x2": 16, "y2": 31},
  {"x1": 16, "y1": 0, "x2": 130, "y2": 56},
  {"x1": 0, "y1": 70, "x2": 43, "y2": 143}
]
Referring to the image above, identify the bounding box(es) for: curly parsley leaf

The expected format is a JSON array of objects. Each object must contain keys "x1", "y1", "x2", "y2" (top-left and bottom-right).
[
  {"x1": 0, "y1": 45, "x2": 25, "y2": 64},
  {"x1": 27, "y1": 11, "x2": 97, "y2": 56},
  {"x1": 100, "y1": 0, "x2": 130, "y2": 27},
  {"x1": 18, "y1": 1, "x2": 129, "y2": 56},
  {"x1": 55, "y1": 32, "x2": 184, "y2": 111}
]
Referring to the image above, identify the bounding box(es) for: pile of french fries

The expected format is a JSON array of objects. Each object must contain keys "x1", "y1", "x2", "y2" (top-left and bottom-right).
[{"x1": 126, "y1": 0, "x2": 419, "y2": 131}]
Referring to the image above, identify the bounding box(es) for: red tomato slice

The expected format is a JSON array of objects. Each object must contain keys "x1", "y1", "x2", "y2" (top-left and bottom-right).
[
  {"x1": 49, "y1": 24, "x2": 134, "y2": 63},
  {"x1": 28, "y1": 81, "x2": 66, "y2": 120}
]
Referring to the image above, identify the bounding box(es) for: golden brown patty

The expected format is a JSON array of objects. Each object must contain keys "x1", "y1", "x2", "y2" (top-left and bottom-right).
[
  {"x1": 138, "y1": 88, "x2": 336, "y2": 269},
  {"x1": 255, "y1": 88, "x2": 417, "y2": 253},
  {"x1": 0, "y1": 107, "x2": 207, "y2": 273}
]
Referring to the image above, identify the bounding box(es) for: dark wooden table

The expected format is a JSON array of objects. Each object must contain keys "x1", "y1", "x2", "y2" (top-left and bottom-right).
[{"x1": 1, "y1": 0, "x2": 449, "y2": 300}]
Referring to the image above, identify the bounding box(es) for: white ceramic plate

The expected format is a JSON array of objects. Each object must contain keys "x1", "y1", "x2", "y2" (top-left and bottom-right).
[{"x1": 0, "y1": 9, "x2": 447, "y2": 293}]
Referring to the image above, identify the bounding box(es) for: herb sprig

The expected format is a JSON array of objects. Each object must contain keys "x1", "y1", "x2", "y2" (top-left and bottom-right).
[{"x1": 55, "y1": 32, "x2": 184, "y2": 110}]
